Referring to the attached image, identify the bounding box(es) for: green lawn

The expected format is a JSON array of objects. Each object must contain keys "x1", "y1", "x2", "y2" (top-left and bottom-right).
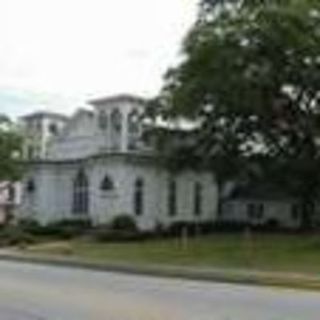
[{"x1": 25, "y1": 233, "x2": 320, "y2": 274}]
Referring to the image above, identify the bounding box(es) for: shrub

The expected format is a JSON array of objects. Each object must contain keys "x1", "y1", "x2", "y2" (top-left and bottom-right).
[
  {"x1": 109, "y1": 214, "x2": 137, "y2": 232},
  {"x1": 38, "y1": 219, "x2": 92, "y2": 239},
  {"x1": 17, "y1": 218, "x2": 41, "y2": 234},
  {"x1": 0, "y1": 227, "x2": 36, "y2": 247},
  {"x1": 211, "y1": 220, "x2": 249, "y2": 233},
  {"x1": 263, "y1": 218, "x2": 280, "y2": 230},
  {"x1": 16, "y1": 218, "x2": 92, "y2": 239}
]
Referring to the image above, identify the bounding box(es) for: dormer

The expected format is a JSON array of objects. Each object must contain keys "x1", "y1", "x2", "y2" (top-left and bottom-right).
[{"x1": 89, "y1": 94, "x2": 146, "y2": 152}]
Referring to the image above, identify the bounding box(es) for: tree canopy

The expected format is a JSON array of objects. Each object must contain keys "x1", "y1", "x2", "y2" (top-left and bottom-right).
[
  {"x1": 0, "y1": 115, "x2": 23, "y2": 181},
  {"x1": 154, "y1": 0, "x2": 320, "y2": 226}
]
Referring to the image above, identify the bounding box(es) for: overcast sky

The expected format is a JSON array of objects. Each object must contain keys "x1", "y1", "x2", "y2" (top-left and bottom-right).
[{"x1": 0, "y1": 0, "x2": 198, "y2": 118}]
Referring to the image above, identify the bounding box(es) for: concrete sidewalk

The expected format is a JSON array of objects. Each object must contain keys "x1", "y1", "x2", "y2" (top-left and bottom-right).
[{"x1": 0, "y1": 249, "x2": 319, "y2": 291}]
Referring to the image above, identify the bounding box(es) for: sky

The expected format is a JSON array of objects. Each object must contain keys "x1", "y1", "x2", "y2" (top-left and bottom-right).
[{"x1": 0, "y1": 0, "x2": 198, "y2": 118}]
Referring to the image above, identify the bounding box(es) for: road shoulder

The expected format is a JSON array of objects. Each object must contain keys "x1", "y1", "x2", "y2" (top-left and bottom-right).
[{"x1": 0, "y1": 249, "x2": 319, "y2": 291}]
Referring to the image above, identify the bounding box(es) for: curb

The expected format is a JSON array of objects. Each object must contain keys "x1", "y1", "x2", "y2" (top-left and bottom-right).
[{"x1": 0, "y1": 252, "x2": 320, "y2": 291}]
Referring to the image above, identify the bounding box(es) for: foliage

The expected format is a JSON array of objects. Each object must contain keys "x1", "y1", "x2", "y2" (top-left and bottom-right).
[
  {"x1": 0, "y1": 226, "x2": 36, "y2": 247},
  {"x1": 17, "y1": 218, "x2": 92, "y2": 239},
  {"x1": 90, "y1": 215, "x2": 147, "y2": 242},
  {"x1": 0, "y1": 115, "x2": 23, "y2": 181},
  {"x1": 154, "y1": 0, "x2": 320, "y2": 227},
  {"x1": 109, "y1": 214, "x2": 137, "y2": 232}
]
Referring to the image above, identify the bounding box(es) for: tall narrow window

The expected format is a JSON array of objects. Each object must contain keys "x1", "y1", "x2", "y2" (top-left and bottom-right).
[
  {"x1": 73, "y1": 169, "x2": 89, "y2": 215},
  {"x1": 247, "y1": 203, "x2": 264, "y2": 220},
  {"x1": 98, "y1": 111, "x2": 108, "y2": 130},
  {"x1": 110, "y1": 108, "x2": 122, "y2": 150},
  {"x1": 127, "y1": 110, "x2": 140, "y2": 150},
  {"x1": 194, "y1": 182, "x2": 203, "y2": 216},
  {"x1": 134, "y1": 178, "x2": 144, "y2": 216},
  {"x1": 111, "y1": 108, "x2": 122, "y2": 133},
  {"x1": 26, "y1": 179, "x2": 35, "y2": 193},
  {"x1": 168, "y1": 180, "x2": 177, "y2": 217}
]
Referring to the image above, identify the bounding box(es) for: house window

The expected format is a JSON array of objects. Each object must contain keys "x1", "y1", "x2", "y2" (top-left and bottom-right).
[
  {"x1": 168, "y1": 180, "x2": 177, "y2": 217},
  {"x1": 27, "y1": 146, "x2": 34, "y2": 159},
  {"x1": 72, "y1": 170, "x2": 89, "y2": 215},
  {"x1": 194, "y1": 182, "x2": 203, "y2": 216},
  {"x1": 134, "y1": 178, "x2": 144, "y2": 216},
  {"x1": 26, "y1": 179, "x2": 35, "y2": 193},
  {"x1": 247, "y1": 203, "x2": 264, "y2": 219},
  {"x1": 100, "y1": 175, "x2": 114, "y2": 192},
  {"x1": 291, "y1": 204, "x2": 301, "y2": 221}
]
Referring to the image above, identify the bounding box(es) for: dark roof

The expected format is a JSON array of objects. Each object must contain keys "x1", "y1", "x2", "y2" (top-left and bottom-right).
[
  {"x1": 21, "y1": 111, "x2": 69, "y2": 121},
  {"x1": 229, "y1": 183, "x2": 293, "y2": 201},
  {"x1": 89, "y1": 94, "x2": 147, "y2": 107}
]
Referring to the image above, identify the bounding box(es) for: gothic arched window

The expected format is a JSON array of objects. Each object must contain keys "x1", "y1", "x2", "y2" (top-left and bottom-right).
[
  {"x1": 100, "y1": 175, "x2": 114, "y2": 192},
  {"x1": 133, "y1": 178, "x2": 144, "y2": 216},
  {"x1": 72, "y1": 169, "x2": 89, "y2": 215}
]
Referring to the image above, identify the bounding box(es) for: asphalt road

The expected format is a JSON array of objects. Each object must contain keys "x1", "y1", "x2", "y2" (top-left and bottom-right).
[{"x1": 0, "y1": 260, "x2": 319, "y2": 320}]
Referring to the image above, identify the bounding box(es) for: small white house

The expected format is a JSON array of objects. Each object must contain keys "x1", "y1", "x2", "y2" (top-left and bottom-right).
[
  {"x1": 220, "y1": 183, "x2": 307, "y2": 229},
  {"x1": 18, "y1": 94, "x2": 219, "y2": 230}
]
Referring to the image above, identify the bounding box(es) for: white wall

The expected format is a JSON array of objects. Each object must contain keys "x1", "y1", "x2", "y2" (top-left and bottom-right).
[{"x1": 19, "y1": 156, "x2": 219, "y2": 230}]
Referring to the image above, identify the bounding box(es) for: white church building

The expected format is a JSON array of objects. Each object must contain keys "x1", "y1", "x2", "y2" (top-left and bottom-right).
[{"x1": 18, "y1": 94, "x2": 218, "y2": 230}]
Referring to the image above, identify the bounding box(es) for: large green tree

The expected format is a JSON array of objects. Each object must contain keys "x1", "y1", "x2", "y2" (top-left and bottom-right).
[
  {"x1": 0, "y1": 115, "x2": 23, "y2": 181},
  {"x1": 154, "y1": 0, "x2": 320, "y2": 227}
]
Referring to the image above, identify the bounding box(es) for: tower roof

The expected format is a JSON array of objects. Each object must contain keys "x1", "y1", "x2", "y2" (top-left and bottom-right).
[
  {"x1": 89, "y1": 94, "x2": 147, "y2": 107},
  {"x1": 20, "y1": 111, "x2": 69, "y2": 122}
]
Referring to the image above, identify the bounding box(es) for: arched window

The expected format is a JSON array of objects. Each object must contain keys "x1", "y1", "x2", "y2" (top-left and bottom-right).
[
  {"x1": 48, "y1": 123, "x2": 58, "y2": 135},
  {"x1": 111, "y1": 108, "x2": 122, "y2": 133},
  {"x1": 100, "y1": 175, "x2": 114, "y2": 192},
  {"x1": 72, "y1": 169, "x2": 89, "y2": 215},
  {"x1": 133, "y1": 178, "x2": 144, "y2": 216},
  {"x1": 128, "y1": 110, "x2": 139, "y2": 133},
  {"x1": 168, "y1": 180, "x2": 177, "y2": 217},
  {"x1": 127, "y1": 110, "x2": 140, "y2": 150},
  {"x1": 98, "y1": 111, "x2": 108, "y2": 130},
  {"x1": 194, "y1": 182, "x2": 203, "y2": 216},
  {"x1": 110, "y1": 108, "x2": 122, "y2": 150}
]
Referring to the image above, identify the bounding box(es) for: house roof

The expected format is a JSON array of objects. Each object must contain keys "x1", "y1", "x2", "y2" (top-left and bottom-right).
[
  {"x1": 228, "y1": 183, "x2": 294, "y2": 201},
  {"x1": 88, "y1": 94, "x2": 147, "y2": 107}
]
